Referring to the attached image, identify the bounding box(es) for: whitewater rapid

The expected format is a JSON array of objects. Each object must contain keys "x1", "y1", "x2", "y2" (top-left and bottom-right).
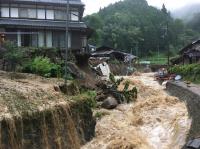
[{"x1": 82, "y1": 73, "x2": 191, "y2": 149}]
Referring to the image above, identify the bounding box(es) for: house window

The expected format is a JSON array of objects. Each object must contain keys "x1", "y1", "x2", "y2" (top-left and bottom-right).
[
  {"x1": 38, "y1": 32, "x2": 45, "y2": 47},
  {"x1": 60, "y1": 33, "x2": 65, "y2": 48},
  {"x1": 71, "y1": 11, "x2": 79, "y2": 21},
  {"x1": 19, "y1": 8, "x2": 28, "y2": 18},
  {"x1": 54, "y1": 10, "x2": 66, "y2": 20},
  {"x1": 28, "y1": 9, "x2": 37, "y2": 18},
  {"x1": 52, "y1": 32, "x2": 71, "y2": 48},
  {"x1": 81, "y1": 36, "x2": 87, "y2": 47},
  {"x1": 31, "y1": 34, "x2": 38, "y2": 47},
  {"x1": 37, "y1": 9, "x2": 45, "y2": 19},
  {"x1": 19, "y1": 8, "x2": 36, "y2": 18},
  {"x1": 46, "y1": 10, "x2": 54, "y2": 20},
  {"x1": 46, "y1": 31, "x2": 52, "y2": 48},
  {"x1": 10, "y1": 8, "x2": 19, "y2": 18},
  {"x1": 1, "y1": 7, "x2": 10, "y2": 17},
  {"x1": 68, "y1": 33, "x2": 71, "y2": 48}
]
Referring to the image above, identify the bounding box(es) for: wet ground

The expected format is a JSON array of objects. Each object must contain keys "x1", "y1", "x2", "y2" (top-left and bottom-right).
[{"x1": 82, "y1": 73, "x2": 191, "y2": 149}]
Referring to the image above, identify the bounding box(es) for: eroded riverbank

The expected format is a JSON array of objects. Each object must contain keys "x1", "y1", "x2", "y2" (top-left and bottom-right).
[{"x1": 82, "y1": 73, "x2": 191, "y2": 149}]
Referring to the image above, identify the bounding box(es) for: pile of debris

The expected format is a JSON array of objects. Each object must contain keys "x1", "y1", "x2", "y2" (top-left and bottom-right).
[
  {"x1": 89, "y1": 46, "x2": 138, "y2": 76},
  {"x1": 96, "y1": 74, "x2": 137, "y2": 109},
  {"x1": 66, "y1": 51, "x2": 138, "y2": 110},
  {"x1": 66, "y1": 61, "x2": 137, "y2": 109}
]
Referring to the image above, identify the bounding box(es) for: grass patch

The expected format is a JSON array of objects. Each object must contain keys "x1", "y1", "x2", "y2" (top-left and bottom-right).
[
  {"x1": 94, "y1": 111, "x2": 110, "y2": 120},
  {"x1": 71, "y1": 91, "x2": 97, "y2": 108},
  {"x1": 140, "y1": 54, "x2": 168, "y2": 65}
]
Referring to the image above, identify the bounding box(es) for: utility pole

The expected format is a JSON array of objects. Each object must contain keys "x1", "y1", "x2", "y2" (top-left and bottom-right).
[
  {"x1": 135, "y1": 42, "x2": 139, "y2": 57},
  {"x1": 65, "y1": 0, "x2": 69, "y2": 84},
  {"x1": 166, "y1": 18, "x2": 170, "y2": 66},
  {"x1": 162, "y1": 4, "x2": 170, "y2": 66}
]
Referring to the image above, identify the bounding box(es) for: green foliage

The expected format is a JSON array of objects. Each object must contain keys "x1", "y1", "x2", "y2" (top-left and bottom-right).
[
  {"x1": 3, "y1": 41, "x2": 24, "y2": 71},
  {"x1": 94, "y1": 111, "x2": 109, "y2": 120},
  {"x1": 30, "y1": 56, "x2": 61, "y2": 77},
  {"x1": 109, "y1": 74, "x2": 137, "y2": 103},
  {"x1": 188, "y1": 13, "x2": 200, "y2": 33},
  {"x1": 72, "y1": 91, "x2": 97, "y2": 108},
  {"x1": 109, "y1": 73, "x2": 124, "y2": 88},
  {"x1": 122, "y1": 81, "x2": 137, "y2": 103},
  {"x1": 84, "y1": 0, "x2": 199, "y2": 58},
  {"x1": 169, "y1": 64, "x2": 200, "y2": 83}
]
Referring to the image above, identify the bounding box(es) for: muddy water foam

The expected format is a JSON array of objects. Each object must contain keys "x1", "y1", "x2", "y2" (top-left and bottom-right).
[{"x1": 82, "y1": 73, "x2": 191, "y2": 149}]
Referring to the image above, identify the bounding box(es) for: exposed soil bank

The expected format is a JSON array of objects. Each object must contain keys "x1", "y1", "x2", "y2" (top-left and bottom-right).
[
  {"x1": 0, "y1": 101, "x2": 95, "y2": 149},
  {"x1": 82, "y1": 73, "x2": 191, "y2": 149},
  {"x1": 0, "y1": 71, "x2": 95, "y2": 149},
  {"x1": 167, "y1": 81, "x2": 200, "y2": 140}
]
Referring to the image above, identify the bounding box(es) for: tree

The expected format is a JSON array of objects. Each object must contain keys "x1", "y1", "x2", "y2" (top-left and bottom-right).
[
  {"x1": 84, "y1": 0, "x2": 199, "y2": 59},
  {"x1": 3, "y1": 41, "x2": 24, "y2": 72},
  {"x1": 161, "y1": 4, "x2": 167, "y2": 15}
]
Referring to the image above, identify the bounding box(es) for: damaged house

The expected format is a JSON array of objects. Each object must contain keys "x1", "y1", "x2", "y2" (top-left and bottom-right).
[
  {"x1": 90, "y1": 46, "x2": 137, "y2": 63},
  {"x1": 171, "y1": 40, "x2": 200, "y2": 65},
  {"x1": 90, "y1": 46, "x2": 138, "y2": 76},
  {"x1": 0, "y1": 0, "x2": 91, "y2": 51}
]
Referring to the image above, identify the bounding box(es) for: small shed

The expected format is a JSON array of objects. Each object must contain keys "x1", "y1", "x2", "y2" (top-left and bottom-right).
[
  {"x1": 180, "y1": 40, "x2": 200, "y2": 64},
  {"x1": 171, "y1": 40, "x2": 200, "y2": 65}
]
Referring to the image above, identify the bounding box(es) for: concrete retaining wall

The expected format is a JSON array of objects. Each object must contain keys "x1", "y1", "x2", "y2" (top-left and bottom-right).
[{"x1": 166, "y1": 81, "x2": 200, "y2": 139}]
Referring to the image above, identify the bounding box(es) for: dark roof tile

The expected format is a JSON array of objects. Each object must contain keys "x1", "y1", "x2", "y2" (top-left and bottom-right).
[
  {"x1": 0, "y1": 19, "x2": 87, "y2": 30},
  {"x1": 2, "y1": 0, "x2": 84, "y2": 6}
]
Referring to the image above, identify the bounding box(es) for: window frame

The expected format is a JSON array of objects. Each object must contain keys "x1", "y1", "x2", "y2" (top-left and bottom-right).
[{"x1": 1, "y1": 7, "x2": 10, "y2": 18}]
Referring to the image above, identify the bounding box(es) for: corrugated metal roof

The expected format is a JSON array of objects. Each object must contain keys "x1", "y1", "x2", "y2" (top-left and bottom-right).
[{"x1": 0, "y1": 18, "x2": 87, "y2": 29}]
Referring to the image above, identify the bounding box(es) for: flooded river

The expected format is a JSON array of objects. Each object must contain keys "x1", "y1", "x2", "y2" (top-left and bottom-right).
[{"x1": 82, "y1": 73, "x2": 191, "y2": 149}]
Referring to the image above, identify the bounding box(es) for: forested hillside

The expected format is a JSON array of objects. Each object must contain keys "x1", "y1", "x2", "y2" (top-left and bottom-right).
[
  {"x1": 84, "y1": 0, "x2": 199, "y2": 58},
  {"x1": 172, "y1": 3, "x2": 200, "y2": 33},
  {"x1": 172, "y1": 3, "x2": 200, "y2": 22},
  {"x1": 188, "y1": 13, "x2": 200, "y2": 33}
]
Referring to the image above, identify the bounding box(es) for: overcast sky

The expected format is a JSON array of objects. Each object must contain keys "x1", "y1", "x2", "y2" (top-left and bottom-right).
[{"x1": 82, "y1": 0, "x2": 200, "y2": 15}]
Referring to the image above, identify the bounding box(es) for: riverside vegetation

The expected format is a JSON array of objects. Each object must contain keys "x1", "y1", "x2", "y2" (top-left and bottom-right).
[{"x1": 169, "y1": 64, "x2": 200, "y2": 84}]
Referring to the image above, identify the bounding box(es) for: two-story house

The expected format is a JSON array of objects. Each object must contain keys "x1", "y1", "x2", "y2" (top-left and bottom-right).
[{"x1": 0, "y1": 0, "x2": 90, "y2": 51}]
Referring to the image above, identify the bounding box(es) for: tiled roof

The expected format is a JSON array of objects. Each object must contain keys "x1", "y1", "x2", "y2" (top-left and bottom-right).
[
  {"x1": 2, "y1": 0, "x2": 84, "y2": 6},
  {"x1": 179, "y1": 40, "x2": 200, "y2": 54},
  {"x1": 0, "y1": 18, "x2": 87, "y2": 30}
]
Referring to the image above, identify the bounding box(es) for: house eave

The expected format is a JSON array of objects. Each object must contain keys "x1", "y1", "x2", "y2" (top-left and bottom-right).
[
  {"x1": 0, "y1": 18, "x2": 87, "y2": 30},
  {"x1": 0, "y1": 0, "x2": 85, "y2": 7}
]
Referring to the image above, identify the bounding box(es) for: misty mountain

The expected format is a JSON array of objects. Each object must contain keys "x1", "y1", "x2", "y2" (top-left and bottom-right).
[
  {"x1": 84, "y1": 0, "x2": 199, "y2": 57},
  {"x1": 172, "y1": 3, "x2": 200, "y2": 22}
]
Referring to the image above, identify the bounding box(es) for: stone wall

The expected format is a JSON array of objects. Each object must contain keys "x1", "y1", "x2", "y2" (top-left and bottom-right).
[{"x1": 166, "y1": 81, "x2": 200, "y2": 140}]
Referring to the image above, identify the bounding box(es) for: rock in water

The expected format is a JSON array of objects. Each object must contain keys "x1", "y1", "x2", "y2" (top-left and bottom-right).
[{"x1": 101, "y1": 97, "x2": 118, "y2": 109}]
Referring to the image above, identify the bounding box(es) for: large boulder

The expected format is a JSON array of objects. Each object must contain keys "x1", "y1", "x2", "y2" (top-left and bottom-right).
[
  {"x1": 101, "y1": 96, "x2": 118, "y2": 109},
  {"x1": 67, "y1": 62, "x2": 86, "y2": 79}
]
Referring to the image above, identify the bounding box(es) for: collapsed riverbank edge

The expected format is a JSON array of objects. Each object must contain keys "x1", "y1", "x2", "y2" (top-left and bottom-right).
[
  {"x1": 166, "y1": 81, "x2": 200, "y2": 140},
  {"x1": 0, "y1": 99, "x2": 96, "y2": 149}
]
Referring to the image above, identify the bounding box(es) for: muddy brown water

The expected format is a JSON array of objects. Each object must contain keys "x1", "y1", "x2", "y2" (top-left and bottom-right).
[{"x1": 82, "y1": 73, "x2": 191, "y2": 149}]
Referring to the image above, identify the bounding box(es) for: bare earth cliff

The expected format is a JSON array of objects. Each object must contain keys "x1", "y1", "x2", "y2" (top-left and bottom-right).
[{"x1": 0, "y1": 71, "x2": 95, "y2": 149}]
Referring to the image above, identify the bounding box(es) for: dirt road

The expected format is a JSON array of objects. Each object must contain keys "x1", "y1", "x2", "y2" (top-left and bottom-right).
[{"x1": 82, "y1": 73, "x2": 191, "y2": 149}]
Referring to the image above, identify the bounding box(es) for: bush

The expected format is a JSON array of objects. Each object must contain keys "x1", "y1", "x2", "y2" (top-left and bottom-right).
[
  {"x1": 29, "y1": 56, "x2": 61, "y2": 77},
  {"x1": 3, "y1": 41, "x2": 24, "y2": 71},
  {"x1": 71, "y1": 90, "x2": 97, "y2": 108},
  {"x1": 109, "y1": 73, "x2": 137, "y2": 103},
  {"x1": 169, "y1": 64, "x2": 200, "y2": 83}
]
